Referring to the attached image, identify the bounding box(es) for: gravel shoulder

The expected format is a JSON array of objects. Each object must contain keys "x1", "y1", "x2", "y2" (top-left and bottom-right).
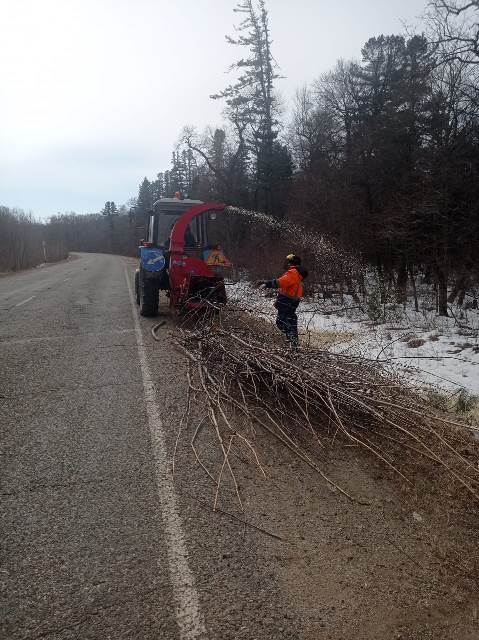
[{"x1": 140, "y1": 270, "x2": 479, "y2": 640}]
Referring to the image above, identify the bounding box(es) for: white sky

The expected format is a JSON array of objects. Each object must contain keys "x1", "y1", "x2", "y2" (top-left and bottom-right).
[{"x1": 0, "y1": 0, "x2": 427, "y2": 218}]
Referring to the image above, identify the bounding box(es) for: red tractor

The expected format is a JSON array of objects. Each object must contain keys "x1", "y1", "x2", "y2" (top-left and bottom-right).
[{"x1": 135, "y1": 198, "x2": 231, "y2": 317}]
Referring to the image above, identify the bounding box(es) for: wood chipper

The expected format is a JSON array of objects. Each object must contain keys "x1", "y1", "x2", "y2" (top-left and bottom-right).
[{"x1": 134, "y1": 197, "x2": 231, "y2": 317}]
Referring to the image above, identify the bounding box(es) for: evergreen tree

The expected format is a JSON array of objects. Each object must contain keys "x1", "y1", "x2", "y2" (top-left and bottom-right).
[
  {"x1": 163, "y1": 170, "x2": 172, "y2": 197},
  {"x1": 151, "y1": 172, "x2": 165, "y2": 201},
  {"x1": 169, "y1": 152, "x2": 181, "y2": 195},
  {"x1": 101, "y1": 201, "x2": 119, "y2": 251},
  {"x1": 212, "y1": 0, "x2": 280, "y2": 212},
  {"x1": 182, "y1": 148, "x2": 197, "y2": 195},
  {"x1": 101, "y1": 201, "x2": 118, "y2": 217},
  {"x1": 136, "y1": 178, "x2": 152, "y2": 229},
  {"x1": 212, "y1": 129, "x2": 226, "y2": 174}
]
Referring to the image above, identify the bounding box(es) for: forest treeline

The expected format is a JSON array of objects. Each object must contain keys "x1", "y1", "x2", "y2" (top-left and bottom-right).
[
  {"x1": 0, "y1": 203, "x2": 139, "y2": 272},
  {"x1": 2, "y1": 0, "x2": 478, "y2": 316},
  {"x1": 0, "y1": 207, "x2": 67, "y2": 272},
  {"x1": 129, "y1": 1, "x2": 479, "y2": 315}
]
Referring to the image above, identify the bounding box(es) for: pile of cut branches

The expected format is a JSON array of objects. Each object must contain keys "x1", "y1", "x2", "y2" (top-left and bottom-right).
[{"x1": 174, "y1": 307, "x2": 479, "y2": 507}]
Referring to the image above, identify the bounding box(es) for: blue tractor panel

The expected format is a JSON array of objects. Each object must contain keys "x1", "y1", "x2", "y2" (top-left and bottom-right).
[{"x1": 140, "y1": 247, "x2": 166, "y2": 272}]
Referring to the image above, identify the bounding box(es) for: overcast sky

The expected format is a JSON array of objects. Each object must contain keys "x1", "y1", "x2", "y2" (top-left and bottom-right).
[{"x1": 1, "y1": 0, "x2": 427, "y2": 218}]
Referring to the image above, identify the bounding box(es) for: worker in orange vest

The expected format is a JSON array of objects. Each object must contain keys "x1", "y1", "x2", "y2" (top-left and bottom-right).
[{"x1": 258, "y1": 254, "x2": 308, "y2": 347}]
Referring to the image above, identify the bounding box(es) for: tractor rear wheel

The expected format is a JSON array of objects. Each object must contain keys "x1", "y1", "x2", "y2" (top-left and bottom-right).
[
  {"x1": 140, "y1": 278, "x2": 159, "y2": 317},
  {"x1": 134, "y1": 270, "x2": 140, "y2": 305}
]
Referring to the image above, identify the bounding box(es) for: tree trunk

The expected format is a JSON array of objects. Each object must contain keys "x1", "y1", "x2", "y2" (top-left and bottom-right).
[
  {"x1": 408, "y1": 264, "x2": 419, "y2": 312},
  {"x1": 436, "y1": 267, "x2": 449, "y2": 317},
  {"x1": 396, "y1": 259, "x2": 408, "y2": 304},
  {"x1": 448, "y1": 275, "x2": 465, "y2": 304},
  {"x1": 345, "y1": 277, "x2": 361, "y2": 304}
]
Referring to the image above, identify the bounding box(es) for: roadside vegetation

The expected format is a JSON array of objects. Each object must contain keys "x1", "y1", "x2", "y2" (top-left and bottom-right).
[
  {"x1": 0, "y1": 206, "x2": 68, "y2": 272},
  {"x1": 135, "y1": 0, "x2": 479, "y2": 320}
]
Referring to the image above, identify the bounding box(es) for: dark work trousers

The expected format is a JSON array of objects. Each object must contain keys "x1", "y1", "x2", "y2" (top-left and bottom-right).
[{"x1": 275, "y1": 294, "x2": 300, "y2": 346}]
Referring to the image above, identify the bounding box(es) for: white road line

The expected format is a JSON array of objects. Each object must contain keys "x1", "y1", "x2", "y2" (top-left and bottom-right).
[
  {"x1": 15, "y1": 296, "x2": 35, "y2": 307},
  {"x1": 124, "y1": 267, "x2": 208, "y2": 640}
]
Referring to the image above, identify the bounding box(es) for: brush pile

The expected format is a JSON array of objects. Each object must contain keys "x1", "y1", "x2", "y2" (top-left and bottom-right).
[{"x1": 174, "y1": 306, "x2": 479, "y2": 507}]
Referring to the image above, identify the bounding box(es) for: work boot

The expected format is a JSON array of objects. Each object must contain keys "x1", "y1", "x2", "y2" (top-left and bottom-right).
[{"x1": 287, "y1": 334, "x2": 299, "y2": 350}]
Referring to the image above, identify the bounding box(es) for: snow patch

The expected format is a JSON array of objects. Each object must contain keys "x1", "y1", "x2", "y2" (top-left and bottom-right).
[{"x1": 228, "y1": 281, "x2": 479, "y2": 396}]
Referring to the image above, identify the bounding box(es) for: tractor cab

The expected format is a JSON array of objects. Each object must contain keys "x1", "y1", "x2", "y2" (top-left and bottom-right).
[
  {"x1": 148, "y1": 198, "x2": 205, "y2": 249},
  {"x1": 149, "y1": 197, "x2": 231, "y2": 270}
]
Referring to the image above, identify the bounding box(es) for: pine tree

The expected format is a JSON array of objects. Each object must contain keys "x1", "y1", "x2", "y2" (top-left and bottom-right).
[
  {"x1": 151, "y1": 173, "x2": 165, "y2": 201},
  {"x1": 212, "y1": 0, "x2": 280, "y2": 212},
  {"x1": 163, "y1": 170, "x2": 172, "y2": 197},
  {"x1": 101, "y1": 201, "x2": 119, "y2": 251},
  {"x1": 169, "y1": 152, "x2": 180, "y2": 195},
  {"x1": 101, "y1": 201, "x2": 118, "y2": 217},
  {"x1": 212, "y1": 129, "x2": 226, "y2": 174},
  {"x1": 136, "y1": 178, "x2": 152, "y2": 228},
  {"x1": 182, "y1": 148, "x2": 197, "y2": 196}
]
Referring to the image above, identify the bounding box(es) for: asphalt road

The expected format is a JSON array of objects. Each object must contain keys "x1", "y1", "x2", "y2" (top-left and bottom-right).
[{"x1": 0, "y1": 253, "x2": 299, "y2": 640}]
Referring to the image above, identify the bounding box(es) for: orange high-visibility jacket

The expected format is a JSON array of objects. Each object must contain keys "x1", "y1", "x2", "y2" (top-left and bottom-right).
[{"x1": 277, "y1": 267, "x2": 304, "y2": 299}]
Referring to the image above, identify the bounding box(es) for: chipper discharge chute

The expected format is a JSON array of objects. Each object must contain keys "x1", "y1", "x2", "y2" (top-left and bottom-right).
[{"x1": 135, "y1": 197, "x2": 231, "y2": 317}]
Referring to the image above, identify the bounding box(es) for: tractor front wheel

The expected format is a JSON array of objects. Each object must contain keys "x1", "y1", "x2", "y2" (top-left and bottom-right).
[{"x1": 140, "y1": 277, "x2": 159, "y2": 317}]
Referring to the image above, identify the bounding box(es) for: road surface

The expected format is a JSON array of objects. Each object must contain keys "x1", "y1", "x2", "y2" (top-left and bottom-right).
[
  {"x1": 0, "y1": 253, "x2": 300, "y2": 640},
  {"x1": 2, "y1": 253, "x2": 478, "y2": 640}
]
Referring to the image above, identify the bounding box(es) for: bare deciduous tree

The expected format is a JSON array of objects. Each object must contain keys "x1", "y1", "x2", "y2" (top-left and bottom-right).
[{"x1": 428, "y1": 0, "x2": 479, "y2": 63}]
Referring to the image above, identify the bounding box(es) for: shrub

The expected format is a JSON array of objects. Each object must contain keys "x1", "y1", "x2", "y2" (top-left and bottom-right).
[
  {"x1": 408, "y1": 338, "x2": 426, "y2": 348},
  {"x1": 455, "y1": 389, "x2": 479, "y2": 414}
]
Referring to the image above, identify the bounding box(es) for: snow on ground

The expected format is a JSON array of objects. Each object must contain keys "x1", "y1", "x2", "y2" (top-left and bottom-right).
[{"x1": 228, "y1": 281, "x2": 479, "y2": 396}]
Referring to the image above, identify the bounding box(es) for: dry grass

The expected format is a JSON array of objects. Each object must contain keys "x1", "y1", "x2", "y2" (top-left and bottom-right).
[{"x1": 300, "y1": 328, "x2": 357, "y2": 350}]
